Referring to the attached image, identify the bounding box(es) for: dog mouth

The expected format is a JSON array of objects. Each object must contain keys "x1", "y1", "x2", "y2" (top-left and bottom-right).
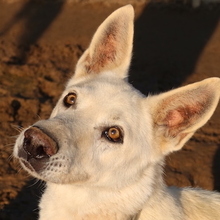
[{"x1": 18, "y1": 126, "x2": 59, "y2": 173}]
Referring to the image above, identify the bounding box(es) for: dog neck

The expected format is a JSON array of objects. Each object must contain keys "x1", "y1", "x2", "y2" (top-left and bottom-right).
[{"x1": 40, "y1": 163, "x2": 164, "y2": 220}]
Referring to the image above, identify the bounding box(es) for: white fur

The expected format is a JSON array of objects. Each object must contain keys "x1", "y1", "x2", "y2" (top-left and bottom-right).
[{"x1": 14, "y1": 5, "x2": 220, "y2": 220}]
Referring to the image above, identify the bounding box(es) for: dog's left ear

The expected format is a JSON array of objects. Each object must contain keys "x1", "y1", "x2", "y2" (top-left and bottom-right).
[
  {"x1": 71, "y1": 5, "x2": 134, "y2": 81},
  {"x1": 146, "y1": 78, "x2": 220, "y2": 155}
]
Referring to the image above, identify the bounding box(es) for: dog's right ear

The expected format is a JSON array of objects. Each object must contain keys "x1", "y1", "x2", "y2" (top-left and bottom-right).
[{"x1": 70, "y1": 5, "x2": 134, "y2": 82}]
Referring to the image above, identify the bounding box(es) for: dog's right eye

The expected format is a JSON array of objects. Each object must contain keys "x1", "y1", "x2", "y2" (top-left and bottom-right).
[{"x1": 63, "y1": 93, "x2": 77, "y2": 107}]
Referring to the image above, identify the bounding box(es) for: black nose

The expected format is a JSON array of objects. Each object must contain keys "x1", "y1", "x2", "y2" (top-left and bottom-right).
[{"x1": 23, "y1": 126, "x2": 58, "y2": 161}]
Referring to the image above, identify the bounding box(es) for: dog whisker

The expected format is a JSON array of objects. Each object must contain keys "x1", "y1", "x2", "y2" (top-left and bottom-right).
[{"x1": 11, "y1": 124, "x2": 24, "y2": 133}]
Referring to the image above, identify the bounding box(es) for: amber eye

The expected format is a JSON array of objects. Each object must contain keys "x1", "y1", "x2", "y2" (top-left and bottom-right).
[
  {"x1": 102, "y1": 126, "x2": 123, "y2": 143},
  {"x1": 63, "y1": 92, "x2": 77, "y2": 107}
]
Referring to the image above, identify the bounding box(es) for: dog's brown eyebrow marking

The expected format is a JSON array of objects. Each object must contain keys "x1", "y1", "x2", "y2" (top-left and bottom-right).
[{"x1": 113, "y1": 116, "x2": 120, "y2": 120}]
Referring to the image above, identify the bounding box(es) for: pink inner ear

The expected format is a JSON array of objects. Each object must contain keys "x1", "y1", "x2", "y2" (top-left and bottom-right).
[
  {"x1": 164, "y1": 99, "x2": 208, "y2": 137},
  {"x1": 164, "y1": 106, "x2": 195, "y2": 138},
  {"x1": 161, "y1": 88, "x2": 212, "y2": 130},
  {"x1": 85, "y1": 23, "x2": 118, "y2": 74},
  {"x1": 166, "y1": 109, "x2": 184, "y2": 127}
]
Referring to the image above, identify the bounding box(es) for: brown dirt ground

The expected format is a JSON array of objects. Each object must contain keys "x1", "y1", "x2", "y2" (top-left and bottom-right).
[{"x1": 0, "y1": 1, "x2": 220, "y2": 219}]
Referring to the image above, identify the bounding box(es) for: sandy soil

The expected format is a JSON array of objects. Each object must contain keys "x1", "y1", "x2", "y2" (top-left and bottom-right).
[{"x1": 0, "y1": 1, "x2": 220, "y2": 219}]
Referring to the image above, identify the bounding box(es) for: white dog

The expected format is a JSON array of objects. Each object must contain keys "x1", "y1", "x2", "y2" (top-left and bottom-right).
[{"x1": 14, "y1": 5, "x2": 220, "y2": 220}]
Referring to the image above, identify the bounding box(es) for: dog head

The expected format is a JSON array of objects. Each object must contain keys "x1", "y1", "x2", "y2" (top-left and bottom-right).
[{"x1": 14, "y1": 5, "x2": 220, "y2": 188}]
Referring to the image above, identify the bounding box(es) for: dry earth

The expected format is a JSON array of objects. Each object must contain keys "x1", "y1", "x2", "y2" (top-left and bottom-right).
[{"x1": 0, "y1": 1, "x2": 220, "y2": 219}]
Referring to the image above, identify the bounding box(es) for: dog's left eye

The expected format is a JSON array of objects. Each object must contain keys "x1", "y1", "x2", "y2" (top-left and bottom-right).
[
  {"x1": 102, "y1": 126, "x2": 123, "y2": 143},
  {"x1": 63, "y1": 92, "x2": 77, "y2": 107}
]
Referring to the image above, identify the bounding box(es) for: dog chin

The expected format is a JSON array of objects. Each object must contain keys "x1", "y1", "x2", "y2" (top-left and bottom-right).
[
  {"x1": 19, "y1": 162, "x2": 89, "y2": 185},
  {"x1": 38, "y1": 168, "x2": 90, "y2": 185}
]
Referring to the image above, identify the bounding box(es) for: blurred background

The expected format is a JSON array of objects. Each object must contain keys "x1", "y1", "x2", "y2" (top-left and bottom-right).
[{"x1": 0, "y1": 0, "x2": 220, "y2": 219}]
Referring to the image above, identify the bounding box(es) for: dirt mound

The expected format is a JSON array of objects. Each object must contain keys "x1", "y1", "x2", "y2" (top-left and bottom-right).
[{"x1": 0, "y1": 1, "x2": 220, "y2": 219}]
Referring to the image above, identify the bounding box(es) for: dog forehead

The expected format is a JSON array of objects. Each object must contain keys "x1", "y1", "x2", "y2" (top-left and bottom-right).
[
  {"x1": 62, "y1": 75, "x2": 145, "y2": 125},
  {"x1": 67, "y1": 74, "x2": 142, "y2": 104}
]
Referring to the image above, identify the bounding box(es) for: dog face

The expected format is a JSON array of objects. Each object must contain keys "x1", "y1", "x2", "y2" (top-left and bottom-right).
[
  {"x1": 14, "y1": 73, "x2": 155, "y2": 186},
  {"x1": 14, "y1": 5, "x2": 220, "y2": 188}
]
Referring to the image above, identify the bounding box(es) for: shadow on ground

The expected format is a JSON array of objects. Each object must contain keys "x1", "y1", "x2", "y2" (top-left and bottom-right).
[
  {"x1": 0, "y1": 179, "x2": 43, "y2": 220},
  {"x1": 213, "y1": 145, "x2": 220, "y2": 192},
  {"x1": 0, "y1": 0, "x2": 65, "y2": 64},
  {"x1": 130, "y1": 3, "x2": 220, "y2": 94}
]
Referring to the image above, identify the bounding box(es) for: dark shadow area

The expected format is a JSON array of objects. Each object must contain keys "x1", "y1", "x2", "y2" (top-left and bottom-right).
[
  {"x1": 0, "y1": 0, "x2": 65, "y2": 64},
  {"x1": 129, "y1": 3, "x2": 220, "y2": 94},
  {"x1": 213, "y1": 145, "x2": 220, "y2": 192},
  {"x1": 0, "y1": 179, "x2": 44, "y2": 220}
]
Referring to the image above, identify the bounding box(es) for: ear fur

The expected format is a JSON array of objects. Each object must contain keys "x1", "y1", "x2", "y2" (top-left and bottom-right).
[
  {"x1": 146, "y1": 78, "x2": 220, "y2": 155},
  {"x1": 71, "y1": 5, "x2": 134, "y2": 81}
]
